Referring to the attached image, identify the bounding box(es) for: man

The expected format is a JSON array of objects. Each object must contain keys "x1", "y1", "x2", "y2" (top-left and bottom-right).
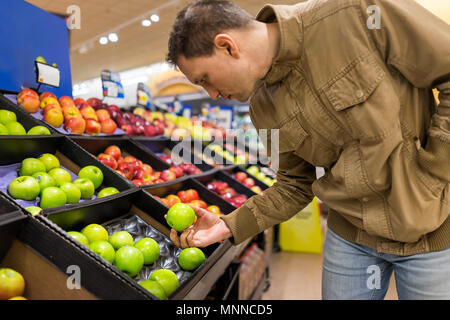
[{"x1": 166, "y1": 0, "x2": 450, "y2": 299}]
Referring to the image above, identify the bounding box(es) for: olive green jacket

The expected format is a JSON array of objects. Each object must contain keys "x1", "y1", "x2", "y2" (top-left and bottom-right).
[{"x1": 221, "y1": 0, "x2": 450, "y2": 255}]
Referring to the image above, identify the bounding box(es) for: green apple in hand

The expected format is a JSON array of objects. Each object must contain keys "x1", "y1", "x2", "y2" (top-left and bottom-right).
[
  {"x1": 48, "y1": 168, "x2": 72, "y2": 187},
  {"x1": 0, "y1": 110, "x2": 17, "y2": 125},
  {"x1": 27, "y1": 126, "x2": 51, "y2": 135},
  {"x1": 97, "y1": 187, "x2": 119, "y2": 198},
  {"x1": 89, "y1": 240, "x2": 115, "y2": 264},
  {"x1": 114, "y1": 246, "x2": 144, "y2": 278},
  {"x1": 108, "y1": 231, "x2": 134, "y2": 250},
  {"x1": 166, "y1": 203, "x2": 196, "y2": 232},
  {"x1": 5, "y1": 122, "x2": 26, "y2": 135},
  {"x1": 25, "y1": 206, "x2": 42, "y2": 216},
  {"x1": 149, "y1": 269, "x2": 179, "y2": 297},
  {"x1": 59, "y1": 182, "x2": 81, "y2": 204},
  {"x1": 78, "y1": 166, "x2": 103, "y2": 189},
  {"x1": 135, "y1": 237, "x2": 160, "y2": 265},
  {"x1": 67, "y1": 231, "x2": 89, "y2": 247},
  {"x1": 139, "y1": 280, "x2": 167, "y2": 300},
  {"x1": 32, "y1": 172, "x2": 56, "y2": 193},
  {"x1": 19, "y1": 158, "x2": 46, "y2": 176},
  {"x1": 81, "y1": 224, "x2": 109, "y2": 243},
  {"x1": 38, "y1": 153, "x2": 60, "y2": 171},
  {"x1": 8, "y1": 176, "x2": 40, "y2": 200},
  {"x1": 73, "y1": 178, "x2": 95, "y2": 199},
  {"x1": 40, "y1": 186, "x2": 67, "y2": 209}
]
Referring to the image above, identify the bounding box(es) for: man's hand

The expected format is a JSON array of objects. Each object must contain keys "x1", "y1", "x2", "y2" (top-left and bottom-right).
[{"x1": 169, "y1": 206, "x2": 232, "y2": 248}]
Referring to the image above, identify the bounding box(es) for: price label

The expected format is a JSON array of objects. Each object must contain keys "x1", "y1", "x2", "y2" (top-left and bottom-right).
[
  {"x1": 101, "y1": 70, "x2": 124, "y2": 98},
  {"x1": 36, "y1": 62, "x2": 60, "y2": 88},
  {"x1": 137, "y1": 82, "x2": 151, "y2": 107}
]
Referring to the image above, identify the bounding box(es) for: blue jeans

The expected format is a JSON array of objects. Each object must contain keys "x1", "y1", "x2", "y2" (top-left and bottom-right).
[{"x1": 322, "y1": 229, "x2": 450, "y2": 300}]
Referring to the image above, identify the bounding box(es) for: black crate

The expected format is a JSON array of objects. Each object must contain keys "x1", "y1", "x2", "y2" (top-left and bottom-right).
[
  {"x1": 0, "y1": 136, "x2": 135, "y2": 213},
  {"x1": 132, "y1": 136, "x2": 215, "y2": 174},
  {"x1": 0, "y1": 199, "x2": 26, "y2": 262},
  {"x1": 144, "y1": 177, "x2": 236, "y2": 215},
  {"x1": 0, "y1": 93, "x2": 60, "y2": 135},
  {"x1": 70, "y1": 136, "x2": 190, "y2": 188},
  {"x1": 44, "y1": 189, "x2": 235, "y2": 300}
]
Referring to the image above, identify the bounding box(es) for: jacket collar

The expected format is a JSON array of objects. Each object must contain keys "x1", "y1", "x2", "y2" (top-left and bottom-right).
[{"x1": 255, "y1": 4, "x2": 304, "y2": 86}]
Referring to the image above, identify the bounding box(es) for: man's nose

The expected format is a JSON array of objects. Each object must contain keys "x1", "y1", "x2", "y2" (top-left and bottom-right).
[{"x1": 204, "y1": 85, "x2": 219, "y2": 100}]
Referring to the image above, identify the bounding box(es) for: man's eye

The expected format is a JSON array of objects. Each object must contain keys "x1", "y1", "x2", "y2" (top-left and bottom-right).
[{"x1": 200, "y1": 77, "x2": 206, "y2": 84}]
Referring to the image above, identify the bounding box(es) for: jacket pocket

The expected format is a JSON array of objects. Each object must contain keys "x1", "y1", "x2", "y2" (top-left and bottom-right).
[{"x1": 323, "y1": 52, "x2": 401, "y2": 141}]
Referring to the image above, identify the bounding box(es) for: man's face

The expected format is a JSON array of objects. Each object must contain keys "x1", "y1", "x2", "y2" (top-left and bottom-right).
[{"x1": 177, "y1": 50, "x2": 254, "y2": 103}]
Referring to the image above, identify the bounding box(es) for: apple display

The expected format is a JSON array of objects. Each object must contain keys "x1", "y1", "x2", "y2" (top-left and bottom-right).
[
  {"x1": 20, "y1": 95, "x2": 40, "y2": 113},
  {"x1": 108, "y1": 231, "x2": 134, "y2": 250},
  {"x1": 32, "y1": 172, "x2": 56, "y2": 192},
  {"x1": 19, "y1": 158, "x2": 46, "y2": 176},
  {"x1": 38, "y1": 153, "x2": 60, "y2": 172},
  {"x1": 178, "y1": 247, "x2": 205, "y2": 271},
  {"x1": 85, "y1": 119, "x2": 101, "y2": 135},
  {"x1": 48, "y1": 168, "x2": 72, "y2": 187},
  {"x1": 40, "y1": 186, "x2": 67, "y2": 209},
  {"x1": 81, "y1": 224, "x2": 109, "y2": 243},
  {"x1": 134, "y1": 237, "x2": 160, "y2": 265},
  {"x1": 114, "y1": 246, "x2": 144, "y2": 278},
  {"x1": 89, "y1": 240, "x2": 116, "y2": 264},
  {"x1": 59, "y1": 182, "x2": 81, "y2": 204},
  {"x1": 100, "y1": 118, "x2": 117, "y2": 134},
  {"x1": 64, "y1": 116, "x2": 86, "y2": 134},
  {"x1": 97, "y1": 153, "x2": 117, "y2": 170},
  {"x1": 104, "y1": 145, "x2": 121, "y2": 160},
  {"x1": 8, "y1": 176, "x2": 40, "y2": 200}
]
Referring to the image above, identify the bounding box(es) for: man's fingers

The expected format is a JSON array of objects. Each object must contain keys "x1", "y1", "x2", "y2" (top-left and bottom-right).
[
  {"x1": 170, "y1": 228, "x2": 181, "y2": 247},
  {"x1": 180, "y1": 226, "x2": 193, "y2": 248},
  {"x1": 189, "y1": 205, "x2": 209, "y2": 218}
]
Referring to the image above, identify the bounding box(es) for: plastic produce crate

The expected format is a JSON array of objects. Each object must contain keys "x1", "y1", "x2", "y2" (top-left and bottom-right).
[
  {"x1": 0, "y1": 93, "x2": 60, "y2": 135},
  {"x1": 132, "y1": 136, "x2": 215, "y2": 175},
  {"x1": 0, "y1": 136, "x2": 135, "y2": 213},
  {"x1": 70, "y1": 136, "x2": 191, "y2": 188},
  {"x1": 44, "y1": 189, "x2": 235, "y2": 300}
]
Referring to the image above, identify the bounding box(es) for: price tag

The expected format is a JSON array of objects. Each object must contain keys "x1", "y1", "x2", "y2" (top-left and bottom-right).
[
  {"x1": 35, "y1": 62, "x2": 60, "y2": 87},
  {"x1": 208, "y1": 105, "x2": 234, "y2": 129},
  {"x1": 101, "y1": 70, "x2": 124, "y2": 98},
  {"x1": 137, "y1": 82, "x2": 151, "y2": 107}
]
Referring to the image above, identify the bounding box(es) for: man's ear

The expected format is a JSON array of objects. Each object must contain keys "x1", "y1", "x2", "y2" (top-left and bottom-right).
[{"x1": 214, "y1": 33, "x2": 240, "y2": 58}]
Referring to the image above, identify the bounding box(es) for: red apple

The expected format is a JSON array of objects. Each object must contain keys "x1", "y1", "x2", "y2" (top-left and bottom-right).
[
  {"x1": 134, "y1": 168, "x2": 145, "y2": 180},
  {"x1": 18, "y1": 88, "x2": 38, "y2": 101},
  {"x1": 121, "y1": 125, "x2": 134, "y2": 135},
  {"x1": 98, "y1": 153, "x2": 118, "y2": 170},
  {"x1": 151, "y1": 172, "x2": 161, "y2": 180},
  {"x1": 100, "y1": 118, "x2": 117, "y2": 134},
  {"x1": 64, "y1": 116, "x2": 86, "y2": 134},
  {"x1": 39, "y1": 91, "x2": 56, "y2": 100},
  {"x1": 59, "y1": 96, "x2": 75, "y2": 108},
  {"x1": 86, "y1": 98, "x2": 101, "y2": 109},
  {"x1": 144, "y1": 124, "x2": 156, "y2": 137},
  {"x1": 220, "y1": 187, "x2": 237, "y2": 197},
  {"x1": 104, "y1": 145, "x2": 121, "y2": 160},
  {"x1": 235, "y1": 172, "x2": 248, "y2": 182},
  {"x1": 80, "y1": 106, "x2": 98, "y2": 121},
  {"x1": 141, "y1": 164, "x2": 153, "y2": 175},
  {"x1": 20, "y1": 95, "x2": 40, "y2": 113},
  {"x1": 132, "y1": 179, "x2": 144, "y2": 187},
  {"x1": 73, "y1": 98, "x2": 86, "y2": 107},
  {"x1": 117, "y1": 162, "x2": 134, "y2": 179},
  {"x1": 160, "y1": 169, "x2": 176, "y2": 181},
  {"x1": 185, "y1": 189, "x2": 199, "y2": 202},
  {"x1": 152, "y1": 178, "x2": 165, "y2": 184},
  {"x1": 177, "y1": 191, "x2": 189, "y2": 203},
  {"x1": 243, "y1": 178, "x2": 255, "y2": 188},
  {"x1": 85, "y1": 119, "x2": 101, "y2": 135},
  {"x1": 189, "y1": 199, "x2": 207, "y2": 210},
  {"x1": 96, "y1": 109, "x2": 110, "y2": 122},
  {"x1": 169, "y1": 166, "x2": 183, "y2": 178},
  {"x1": 43, "y1": 103, "x2": 61, "y2": 114}
]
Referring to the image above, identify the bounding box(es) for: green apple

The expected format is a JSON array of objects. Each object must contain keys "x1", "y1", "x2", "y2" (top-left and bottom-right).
[
  {"x1": 246, "y1": 165, "x2": 260, "y2": 176},
  {"x1": 78, "y1": 166, "x2": 103, "y2": 189},
  {"x1": 0, "y1": 268, "x2": 25, "y2": 300},
  {"x1": 19, "y1": 158, "x2": 46, "y2": 176},
  {"x1": 25, "y1": 206, "x2": 42, "y2": 216},
  {"x1": 38, "y1": 153, "x2": 60, "y2": 172},
  {"x1": 135, "y1": 237, "x2": 160, "y2": 265},
  {"x1": 108, "y1": 231, "x2": 134, "y2": 250},
  {"x1": 59, "y1": 182, "x2": 81, "y2": 204},
  {"x1": 97, "y1": 187, "x2": 119, "y2": 198},
  {"x1": 73, "y1": 178, "x2": 95, "y2": 199},
  {"x1": 81, "y1": 224, "x2": 109, "y2": 243},
  {"x1": 262, "y1": 177, "x2": 273, "y2": 186},
  {"x1": 139, "y1": 280, "x2": 167, "y2": 300},
  {"x1": 0, "y1": 110, "x2": 17, "y2": 125},
  {"x1": 32, "y1": 172, "x2": 56, "y2": 193},
  {"x1": 48, "y1": 168, "x2": 71, "y2": 187},
  {"x1": 166, "y1": 203, "x2": 196, "y2": 232},
  {"x1": 5, "y1": 122, "x2": 26, "y2": 135},
  {"x1": 114, "y1": 246, "x2": 144, "y2": 278},
  {"x1": 89, "y1": 240, "x2": 115, "y2": 264},
  {"x1": 0, "y1": 123, "x2": 8, "y2": 135},
  {"x1": 8, "y1": 176, "x2": 40, "y2": 200},
  {"x1": 27, "y1": 126, "x2": 51, "y2": 135},
  {"x1": 149, "y1": 269, "x2": 179, "y2": 297},
  {"x1": 178, "y1": 247, "x2": 206, "y2": 271},
  {"x1": 67, "y1": 231, "x2": 89, "y2": 247},
  {"x1": 40, "y1": 186, "x2": 67, "y2": 209}
]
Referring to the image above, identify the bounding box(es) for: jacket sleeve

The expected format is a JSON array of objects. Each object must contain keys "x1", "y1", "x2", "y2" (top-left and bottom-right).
[
  {"x1": 220, "y1": 141, "x2": 316, "y2": 245},
  {"x1": 361, "y1": 0, "x2": 450, "y2": 182}
]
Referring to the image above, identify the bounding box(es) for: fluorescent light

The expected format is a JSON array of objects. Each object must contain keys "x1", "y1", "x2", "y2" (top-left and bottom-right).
[
  {"x1": 150, "y1": 14, "x2": 159, "y2": 22},
  {"x1": 99, "y1": 36, "x2": 108, "y2": 45},
  {"x1": 142, "y1": 19, "x2": 151, "y2": 27},
  {"x1": 108, "y1": 33, "x2": 119, "y2": 42}
]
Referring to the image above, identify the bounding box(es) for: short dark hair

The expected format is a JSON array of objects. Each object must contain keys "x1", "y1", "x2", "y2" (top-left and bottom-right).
[{"x1": 166, "y1": 0, "x2": 253, "y2": 65}]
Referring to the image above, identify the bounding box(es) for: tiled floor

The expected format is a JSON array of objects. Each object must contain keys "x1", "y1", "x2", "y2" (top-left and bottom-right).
[{"x1": 261, "y1": 219, "x2": 398, "y2": 300}]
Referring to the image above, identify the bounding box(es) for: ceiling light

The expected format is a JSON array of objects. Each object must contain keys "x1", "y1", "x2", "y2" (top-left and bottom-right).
[
  {"x1": 99, "y1": 36, "x2": 108, "y2": 45},
  {"x1": 142, "y1": 19, "x2": 151, "y2": 27},
  {"x1": 150, "y1": 14, "x2": 160, "y2": 22},
  {"x1": 108, "y1": 32, "x2": 119, "y2": 42}
]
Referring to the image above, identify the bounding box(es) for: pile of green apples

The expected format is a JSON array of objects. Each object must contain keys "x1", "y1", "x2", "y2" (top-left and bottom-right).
[
  {"x1": 246, "y1": 165, "x2": 277, "y2": 186},
  {"x1": 0, "y1": 109, "x2": 51, "y2": 135},
  {"x1": 7, "y1": 154, "x2": 119, "y2": 213},
  {"x1": 67, "y1": 224, "x2": 177, "y2": 300}
]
